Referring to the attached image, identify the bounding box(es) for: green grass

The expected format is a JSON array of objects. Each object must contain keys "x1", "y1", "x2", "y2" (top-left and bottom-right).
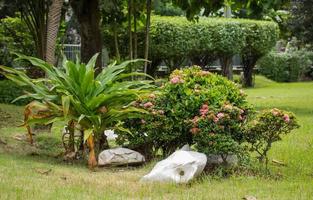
[{"x1": 1, "y1": 76, "x2": 313, "y2": 200}]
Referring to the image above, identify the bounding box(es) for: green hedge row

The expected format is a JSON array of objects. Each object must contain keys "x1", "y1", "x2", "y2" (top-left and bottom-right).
[
  {"x1": 258, "y1": 50, "x2": 313, "y2": 82},
  {"x1": 104, "y1": 16, "x2": 278, "y2": 65},
  {"x1": 149, "y1": 16, "x2": 278, "y2": 61},
  {"x1": 0, "y1": 80, "x2": 31, "y2": 105},
  {"x1": 103, "y1": 16, "x2": 279, "y2": 86}
]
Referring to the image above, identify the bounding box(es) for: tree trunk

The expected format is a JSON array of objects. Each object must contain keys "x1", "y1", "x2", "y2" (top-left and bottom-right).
[
  {"x1": 242, "y1": 54, "x2": 258, "y2": 87},
  {"x1": 113, "y1": 25, "x2": 120, "y2": 61},
  {"x1": 144, "y1": 0, "x2": 152, "y2": 74},
  {"x1": 133, "y1": 11, "x2": 137, "y2": 59},
  {"x1": 87, "y1": 133, "x2": 97, "y2": 169},
  {"x1": 220, "y1": 55, "x2": 233, "y2": 80},
  {"x1": 70, "y1": 0, "x2": 102, "y2": 73},
  {"x1": 46, "y1": 0, "x2": 63, "y2": 65},
  {"x1": 128, "y1": 0, "x2": 133, "y2": 60}
]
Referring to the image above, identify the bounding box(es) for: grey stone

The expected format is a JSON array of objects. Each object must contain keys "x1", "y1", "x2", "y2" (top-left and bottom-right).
[
  {"x1": 141, "y1": 150, "x2": 207, "y2": 183},
  {"x1": 206, "y1": 154, "x2": 238, "y2": 166},
  {"x1": 98, "y1": 148, "x2": 145, "y2": 166}
]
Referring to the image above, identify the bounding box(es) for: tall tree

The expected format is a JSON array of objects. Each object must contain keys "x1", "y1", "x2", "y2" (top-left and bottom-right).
[
  {"x1": 231, "y1": 0, "x2": 290, "y2": 87},
  {"x1": 144, "y1": 0, "x2": 151, "y2": 73},
  {"x1": 70, "y1": 0, "x2": 103, "y2": 72}
]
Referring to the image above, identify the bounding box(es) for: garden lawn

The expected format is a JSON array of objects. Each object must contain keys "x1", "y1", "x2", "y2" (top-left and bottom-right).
[{"x1": 0, "y1": 76, "x2": 313, "y2": 200}]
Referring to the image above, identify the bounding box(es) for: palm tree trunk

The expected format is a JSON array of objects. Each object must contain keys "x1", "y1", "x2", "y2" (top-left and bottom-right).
[
  {"x1": 46, "y1": 0, "x2": 63, "y2": 65},
  {"x1": 87, "y1": 133, "x2": 97, "y2": 169}
]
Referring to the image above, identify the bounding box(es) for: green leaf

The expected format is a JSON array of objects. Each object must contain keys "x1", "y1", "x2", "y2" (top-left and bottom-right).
[
  {"x1": 62, "y1": 95, "x2": 71, "y2": 117},
  {"x1": 83, "y1": 129, "x2": 93, "y2": 142}
]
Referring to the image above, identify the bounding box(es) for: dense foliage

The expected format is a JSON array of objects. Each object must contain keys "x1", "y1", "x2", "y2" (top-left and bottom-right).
[
  {"x1": 258, "y1": 50, "x2": 313, "y2": 82},
  {"x1": 0, "y1": 80, "x2": 31, "y2": 105},
  {"x1": 117, "y1": 67, "x2": 299, "y2": 169},
  {"x1": 117, "y1": 66, "x2": 251, "y2": 158},
  {"x1": 289, "y1": 0, "x2": 313, "y2": 48},
  {"x1": 0, "y1": 16, "x2": 34, "y2": 67}
]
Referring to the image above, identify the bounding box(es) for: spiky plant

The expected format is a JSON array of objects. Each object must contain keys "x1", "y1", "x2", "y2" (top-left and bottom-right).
[{"x1": 0, "y1": 53, "x2": 154, "y2": 168}]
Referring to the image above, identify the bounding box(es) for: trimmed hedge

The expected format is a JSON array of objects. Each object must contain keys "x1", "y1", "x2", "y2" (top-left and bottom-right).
[
  {"x1": 0, "y1": 80, "x2": 31, "y2": 105},
  {"x1": 258, "y1": 50, "x2": 313, "y2": 82},
  {"x1": 103, "y1": 16, "x2": 279, "y2": 79}
]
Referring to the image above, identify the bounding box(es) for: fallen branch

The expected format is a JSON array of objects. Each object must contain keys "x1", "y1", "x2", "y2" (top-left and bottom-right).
[{"x1": 272, "y1": 159, "x2": 286, "y2": 166}]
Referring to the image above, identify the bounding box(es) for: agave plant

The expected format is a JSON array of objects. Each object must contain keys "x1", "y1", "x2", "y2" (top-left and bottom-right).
[{"x1": 0, "y1": 53, "x2": 154, "y2": 168}]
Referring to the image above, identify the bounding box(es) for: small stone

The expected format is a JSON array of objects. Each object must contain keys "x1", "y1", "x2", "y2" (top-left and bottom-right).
[
  {"x1": 243, "y1": 195, "x2": 257, "y2": 200},
  {"x1": 98, "y1": 148, "x2": 145, "y2": 166}
]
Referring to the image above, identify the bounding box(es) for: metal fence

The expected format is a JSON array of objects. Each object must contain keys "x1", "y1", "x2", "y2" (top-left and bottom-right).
[{"x1": 60, "y1": 44, "x2": 108, "y2": 67}]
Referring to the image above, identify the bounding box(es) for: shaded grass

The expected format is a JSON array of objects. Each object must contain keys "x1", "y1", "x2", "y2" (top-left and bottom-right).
[{"x1": 0, "y1": 76, "x2": 313, "y2": 199}]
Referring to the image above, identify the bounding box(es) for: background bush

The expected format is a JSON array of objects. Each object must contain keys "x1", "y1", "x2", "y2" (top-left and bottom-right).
[
  {"x1": 258, "y1": 50, "x2": 313, "y2": 82},
  {"x1": 0, "y1": 80, "x2": 31, "y2": 105}
]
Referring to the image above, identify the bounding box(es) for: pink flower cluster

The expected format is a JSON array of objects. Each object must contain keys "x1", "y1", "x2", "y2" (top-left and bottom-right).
[
  {"x1": 200, "y1": 104, "x2": 209, "y2": 116},
  {"x1": 271, "y1": 108, "x2": 279, "y2": 116},
  {"x1": 143, "y1": 102, "x2": 153, "y2": 108},
  {"x1": 283, "y1": 114, "x2": 290, "y2": 123},
  {"x1": 170, "y1": 76, "x2": 184, "y2": 84}
]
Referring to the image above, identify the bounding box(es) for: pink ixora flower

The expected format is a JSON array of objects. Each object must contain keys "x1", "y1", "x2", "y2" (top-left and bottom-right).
[
  {"x1": 217, "y1": 113, "x2": 225, "y2": 119},
  {"x1": 213, "y1": 116, "x2": 219, "y2": 123},
  {"x1": 143, "y1": 102, "x2": 153, "y2": 108},
  {"x1": 271, "y1": 108, "x2": 280, "y2": 116},
  {"x1": 192, "y1": 116, "x2": 200, "y2": 125},
  {"x1": 170, "y1": 76, "x2": 184, "y2": 84},
  {"x1": 190, "y1": 127, "x2": 200, "y2": 134},
  {"x1": 200, "y1": 104, "x2": 209, "y2": 116},
  {"x1": 283, "y1": 114, "x2": 290, "y2": 123}
]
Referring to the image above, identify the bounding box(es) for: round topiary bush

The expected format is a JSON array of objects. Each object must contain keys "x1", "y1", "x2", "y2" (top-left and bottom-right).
[{"x1": 117, "y1": 66, "x2": 252, "y2": 158}]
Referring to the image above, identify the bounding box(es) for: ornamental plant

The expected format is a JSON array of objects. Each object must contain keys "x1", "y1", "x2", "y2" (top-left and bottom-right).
[
  {"x1": 244, "y1": 108, "x2": 299, "y2": 166},
  {"x1": 117, "y1": 66, "x2": 252, "y2": 157},
  {"x1": 0, "y1": 53, "x2": 154, "y2": 168}
]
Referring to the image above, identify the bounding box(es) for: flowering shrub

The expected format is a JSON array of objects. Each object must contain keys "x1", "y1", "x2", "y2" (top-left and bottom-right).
[
  {"x1": 191, "y1": 103, "x2": 249, "y2": 162},
  {"x1": 244, "y1": 108, "x2": 299, "y2": 165},
  {"x1": 117, "y1": 66, "x2": 251, "y2": 157}
]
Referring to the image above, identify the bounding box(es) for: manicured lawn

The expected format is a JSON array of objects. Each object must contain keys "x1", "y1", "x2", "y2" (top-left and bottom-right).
[{"x1": 0, "y1": 76, "x2": 313, "y2": 200}]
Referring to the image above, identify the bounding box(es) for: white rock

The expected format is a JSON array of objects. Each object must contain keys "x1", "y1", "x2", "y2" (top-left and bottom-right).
[
  {"x1": 98, "y1": 148, "x2": 145, "y2": 166},
  {"x1": 180, "y1": 144, "x2": 191, "y2": 151},
  {"x1": 141, "y1": 150, "x2": 207, "y2": 183}
]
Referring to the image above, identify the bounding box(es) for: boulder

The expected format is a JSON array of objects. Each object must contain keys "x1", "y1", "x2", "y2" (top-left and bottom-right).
[
  {"x1": 98, "y1": 148, "x2": 145, "y2": 166},
  {"x1": 141, "y1": 150, "x2": 207, "y2": 183}
]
